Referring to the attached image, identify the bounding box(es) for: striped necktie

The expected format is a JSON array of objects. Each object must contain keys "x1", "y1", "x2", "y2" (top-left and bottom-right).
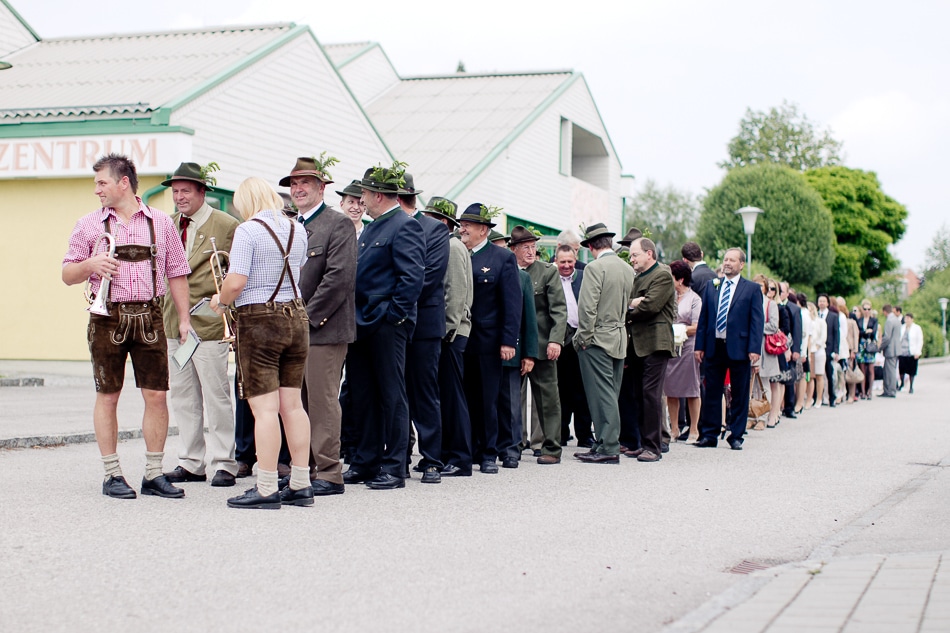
[{"x1": 716, "y1": 279, "x2": 732, "y2": 334}]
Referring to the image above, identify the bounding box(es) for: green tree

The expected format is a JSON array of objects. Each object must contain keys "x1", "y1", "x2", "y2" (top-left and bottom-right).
[
  {"x1": 720, "y1": 100, "x2": 843, "y2": 172},
  {"x1": 924, "y1": 223, "x2": 950, "y2": 276},
  {"x1": 624, "y1": 179, "x2": 700, "y2": 262},
  {"x1": 905, "y1": 266, "x2": 950, "y2": 357},
  {"x1": 804, "y1": 166, "x2": 908, "y2": 294},
  {"x1": 697, "y1": 163, "x2": 835, "y2": 286}
]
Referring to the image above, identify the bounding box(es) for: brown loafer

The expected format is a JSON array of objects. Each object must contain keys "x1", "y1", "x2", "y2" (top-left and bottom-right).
[
  {"x1": 576, "y1": 452, "x2": 620, "y2": 464},
  {"x1": 537, "y1": 454, "x2": 561, "y2": 465},
  {"x1": 236, "y1": 462, "x2": 253, "y2": 478},
  {"x1": 636, "y1": 450, "x2": 661, "y2": 462},
  {"x1": 622, "y1": 447, "x2": 645, "y2": 459}
]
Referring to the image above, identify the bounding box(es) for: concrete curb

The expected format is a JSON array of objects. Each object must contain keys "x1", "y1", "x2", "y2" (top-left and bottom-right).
[{"x1": 0, "y1": 426, "x2": 181, "y2": 450}]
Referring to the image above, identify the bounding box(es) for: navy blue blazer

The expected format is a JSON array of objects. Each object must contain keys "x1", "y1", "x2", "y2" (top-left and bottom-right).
[
  {"x1": 468, "y1": 242, "x2": 522, "y2": 355},
  {"x1": 695, "y1": 275, "x2": 764, "y2": 361},
  {"x1": 354, "y1": 207, "x2": 425, "y2": 339},
  {"x1": 412, "y1": 211, "x2": 449, "y2": 340}
]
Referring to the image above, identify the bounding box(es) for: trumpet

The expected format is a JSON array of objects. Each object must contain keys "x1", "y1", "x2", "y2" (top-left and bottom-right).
[
  {"x1": 207, "y1": 236, "x2": 235, "y2": 345},
  {"x1": 84, "y1": 233, "x2": 116, "y2": 316}
]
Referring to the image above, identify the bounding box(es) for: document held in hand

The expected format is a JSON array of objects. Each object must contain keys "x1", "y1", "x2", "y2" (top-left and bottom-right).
[
  {"x1": 172, "y1": 329, "x2": 202, "y2": 371},
  {"x1": 190, "y1": 297, "x2": 220, "y2": 319}
]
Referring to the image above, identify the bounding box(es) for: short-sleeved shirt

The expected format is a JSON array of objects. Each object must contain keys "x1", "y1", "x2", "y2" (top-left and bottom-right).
[
  {"x1": 63, "y1": 198, "x2": 190, "y2": 302},
  {"x1": 228, "y1": 210, "x2": 307, "y2": 306}
]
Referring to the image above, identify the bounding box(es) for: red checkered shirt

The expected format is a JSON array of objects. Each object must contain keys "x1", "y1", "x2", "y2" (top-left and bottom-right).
[{"x1": 63, "y1": 198, "x2": 191, "y2": 302}]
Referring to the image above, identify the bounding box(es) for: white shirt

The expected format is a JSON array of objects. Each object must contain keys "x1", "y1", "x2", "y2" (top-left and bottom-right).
[
  {"x1": 471, "y1": 238, "x2": 489, "y2": 254},
  {"x1": 560, "y1": 273, "x2": 579, "y2": 329},
  {"x1": 800, "y1": 308, "x2": 813, "y2": 356},
  {"x1": 715, "y1": 274, "x2": 740, "y2": 337}
]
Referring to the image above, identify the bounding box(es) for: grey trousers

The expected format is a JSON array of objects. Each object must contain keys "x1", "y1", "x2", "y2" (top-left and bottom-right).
[
  {"x1": 883, "y1": 355, "x2": 898, "y2": 396},
  {"x1": 577, "y1": 345, "x2": 625, "y2": 456}
]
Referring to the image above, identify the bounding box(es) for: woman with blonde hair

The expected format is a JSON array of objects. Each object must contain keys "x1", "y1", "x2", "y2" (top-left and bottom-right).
[
  {"x1": 751, "y1": 274, "x2": 781, "y2": 429},
  {"x1": 807, "y1": 301, "x2": 827, "y2": 408},
  {"x1": 854, "y1": 298, "x2": 879, "y2": 400},
  {"x1": 211, "y1": 177, "x2": 311, "y2": 509}
]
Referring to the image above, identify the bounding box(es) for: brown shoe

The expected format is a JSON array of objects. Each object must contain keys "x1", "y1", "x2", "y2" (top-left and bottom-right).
[
  {"x1": 277, "y1": 463, "x2": 292, "y2": 478},
  {"x1": 623, "y1": 447, "x2": 645, "y2": 459},
  {"x1": 753, "y1": 420, "x2": 766, "y2": 431},
  {"x1": 576, "y1": 452, "x2": 620, "y2": 464},
  {"x1": 636, "y1": 450, "x2": 661, "y2": 462},
  {"x1": 236, "y1": 462, "x2": 252, "y2": 478},
  {"x1": 537, "y1": 454, "x2": 561, "y2": 465}
]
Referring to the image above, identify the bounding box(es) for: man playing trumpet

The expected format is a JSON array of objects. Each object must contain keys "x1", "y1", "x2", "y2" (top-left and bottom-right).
[
  {"x1": 62, "y1": 153, "x2": 193, "y2": 500},
  {"x1": 160, "y1": 161, "x2": 241, "y2": 488}
]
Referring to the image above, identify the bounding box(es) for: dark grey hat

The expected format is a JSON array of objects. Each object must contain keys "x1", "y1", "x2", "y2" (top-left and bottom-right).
[
  {"x1": 508, "y1": 225, "x2": 540, "y2": 246},
  {"x1": 397, "y1": 173, "x2": 423, "y2": 196},
  {"x1": 458, "y1": 202, "x2": 499, "y2": 227},
  {"x1": 335, "y1": 179, "x2": 363, "y2": 199},
  {"x1": 580, "y1": 223, "x2": 616, "y2": 248},
  {"x1": 424, "y1": 197, "x2": 459, "y2": 226},
  {"x1": 162, "y1": 162, "x2": 212, "y2": 188},
  {"x1": 489, "y1": 229, "x2": 508, "y2": 243},
  {"x1": 617, "y1": 227, "x2": 643, "y2": 246}
]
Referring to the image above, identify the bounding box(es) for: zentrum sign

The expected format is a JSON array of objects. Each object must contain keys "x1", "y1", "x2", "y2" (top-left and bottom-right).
[{"x1": 0, "y1": 133, "x2": 192, "y2": 178}]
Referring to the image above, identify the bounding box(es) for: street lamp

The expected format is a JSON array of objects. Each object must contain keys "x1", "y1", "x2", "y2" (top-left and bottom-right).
[
  {"x1": 939, "y1": 297, "x2": 948, "y2": 356},
  {"x1": 735, "y1": 206, "x2": 764, "y2": 277}
]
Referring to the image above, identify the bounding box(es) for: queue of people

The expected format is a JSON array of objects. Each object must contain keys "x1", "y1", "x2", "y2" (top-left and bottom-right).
[{"x1": 62, "y1": 152, "x2": 924, "y2": 508}]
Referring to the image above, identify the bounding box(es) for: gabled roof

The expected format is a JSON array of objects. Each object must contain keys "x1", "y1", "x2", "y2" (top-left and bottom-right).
[
  {"x1": 365, "y1": 70, "x2": 578, "y2": 198},
  {"x1": 0, "y1": 23, "x2": 298, "y2": 121},
  {"x1": 323, "y1": 41, "x2": 377, "y2": 67}
]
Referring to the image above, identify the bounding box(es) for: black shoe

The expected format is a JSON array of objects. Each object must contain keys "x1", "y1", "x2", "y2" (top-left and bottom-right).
[
  {"x1": 441, "y1": 464, "x2": 472, "y2": 477},
  {"x1": 311, "y1": 479, "x2": 345, "y2": 496},
  {"x1": 677, "y1": 428, "x2": 690, "y2": 442},
  {"x1": 579, "y1": 438, "x2": 596, "y2": 449},
  {"x1": 783, "y1": 410, "x2": 797, "y2": 419},
  {"x1": 279, "y1": 485, "x2": 315, "y2": 507},
  {"x1": 277, "y1": 475, "x2": 291, "y2": 491},
  {"x1": 480, "y1": 460, "x2": 499, "y2": 474},
  {"x1": 366, "y1": 473, "x2": 406, "y2": 490},
  {"x1": 102, "y1": 475, "x2": 137, "y2": 499},
  {"x1": 694, "y1": 438, "x2": 718, "y2": 448},
  {"x1": 210, "y1": 470, "x2": 236, "y2": 487},
  {"x1": 411, "y1": 463, "x2": 425, "y2": 473},
  {"x1": 141, "y1": 475, "x2": 185, "y2": 499},
  {"x1": 227, "y1": 486, "x2": 281, "y2": 509},
  {"x1": 660, "y1": 443, "x2": 670, "y2": 454},
  {"x1": 727, "y1": 437, "x2": 744, "y2": 451},
  {"x1": 501, "y1": 457, "x2": 519, "y2": 469},
  {"x1": 421, "y1": 466, "x2": 442, "y2": 484},
  {"x1": 532, "y1": 449, "x2": 542, "y2": 458},
  {"x1": 163, "y1": 465, "x2": 206, "y2": 483},
  {"x1": 342, "y1": 468, "x2": 374, "y2": 484}
]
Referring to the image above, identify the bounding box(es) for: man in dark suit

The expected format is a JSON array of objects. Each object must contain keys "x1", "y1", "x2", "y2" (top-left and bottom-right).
[
  {"x1": 555, "y1": 245, "x2": 592, "y2": 448},
  {"x1": 779, "y1": 282, "x2": 802, "y2": 418},
  {"x1": 458, "y1": 204, "x2": 522, "y2": 474},
  {"x1": 694, "y1": 247, "x2": 764, "y2": 450},
  {"x1": 624, "y1": 238, "x2": 677, "y2": 462},
  {"x1": 498, "y1": 262, "x2": 538, "y2": 469},
  {"x1": 510, "y1": 226, "x2": 567, "y2": 465},
  {"x1": 681, "y1": 241, "x2": 716, "y2": 294},
  {"x1": 817, "y1": 294, "x2": 839, "y2": 407},
  {"x1": 284, "y1": 156, "x2": 357, "y2": 496},
  {"x1": 342, "y1": 164, "x2": 425, "y2": 490},
  {"x1": 397, "y1": 175, "x2": 449, "y2": 484}
]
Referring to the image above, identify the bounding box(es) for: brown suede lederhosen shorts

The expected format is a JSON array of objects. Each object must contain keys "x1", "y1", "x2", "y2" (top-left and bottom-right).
[
  {"x1": 234, "y1": 299, "x2": 309, "y2": 399},
  {"x1": 87, "y1": 300, "x2": 168, "y2": 394}
]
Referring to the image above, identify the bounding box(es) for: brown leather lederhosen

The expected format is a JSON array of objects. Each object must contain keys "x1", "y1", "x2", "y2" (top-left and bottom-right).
[
  {"x1": 100, "y1": 213, "x2": 161, "y2": 345},
  {"x1": 233, "y1": 218, "x2": 306, "y2": 399}
]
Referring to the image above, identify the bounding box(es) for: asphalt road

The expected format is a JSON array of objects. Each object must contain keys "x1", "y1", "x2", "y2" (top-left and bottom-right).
[{"x1": 1, "y1": 360, "x2": 947, "y2": 632}]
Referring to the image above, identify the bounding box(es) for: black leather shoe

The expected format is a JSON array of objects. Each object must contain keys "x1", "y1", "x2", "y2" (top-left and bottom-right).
[
  {"x1": 411, "y1": 463, "x2": 425, "y2": 473},
  {"x1": 210, "y1": 470, "x2": 235, "y2": 487},
  {"x1": 576, "y1": 452, "x2": 620, "y2": 464},
  {"x1": 501, "y1": 457, "x2": 519, "y2": 469},
  {"x1": 441, "y1": 464, "x2": 472, "y2": 477},
  {"x1": 102, "y1": 475, "x2": 136, "y2": 499},
  {"x1": 279, "y1": 485, "x2": 314, "y2": 507},
  {"x1": 677, "y1": 428, "x2": 690, "y2": 441},
  {"x1": 342, "y1": 468, "x2": 374, "y2": 484},
  {"x1": 531, "y1": 449, "x2": 542, "y2": 458},
  {"x1": 421, "y1": 466, "x2": 442, "y2": 484},
  {"x1": 163, "y1": 465, "x2": 206, "y2": 483},
  {"x1": 311, "y1": 479, "x2": 345, "y2": 496},
  {"x1": 227, "y1": 486, "x2": 280, "y2": 509},
  {"x1": 783, "y1": 410, "x2": 797, "y2": 419},
  {"x1": 694, "y1": 438, "x2": 718, "y2": 448},
  {"x1": 728, "y1": 437, "x2": 744, "y2": 451},
  {"x1": 366, "y1": 473, "x2": 406, "y2": 490},
  {"x1": 480, "y1": 460, "x2": 499, "y2": 474},
  {"x1": 660, "y1": 443, "x2": 670, "y2": 454},
  {"x1": 141, "y1": 475, "x2": 185, "y2": 499},
  {"x1": 277, "y1": 475, "x2": 291, "y2": 491}
]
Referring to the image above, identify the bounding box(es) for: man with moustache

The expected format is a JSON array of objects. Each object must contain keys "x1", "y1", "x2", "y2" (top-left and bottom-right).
[
  {"x1": 342, "y1": 163, "x2": 425, "y2": 489},
  {"x1": 160, "y1": 162, "x2": 240, "y2": 488},
  {"x1": 280, "y1": 155, "x2": 356, "y2": 496},
  {"x1": 509, "y1": 225, "x2": 567, "y2": 465},
  {"x1": 555, "y1": 245, "x2": 593, "y2": 448},
  {"x1": 398, "y1": 175, "x2": 449, "y2": 484},
  {"x1": 458, "y1": 204, "x2": 522, "y2": 474}
]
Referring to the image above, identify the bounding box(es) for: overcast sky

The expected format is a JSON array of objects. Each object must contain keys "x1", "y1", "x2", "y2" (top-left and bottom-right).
[{"x1": 15, "y1": 0, "x2": 948, "y2": 272}]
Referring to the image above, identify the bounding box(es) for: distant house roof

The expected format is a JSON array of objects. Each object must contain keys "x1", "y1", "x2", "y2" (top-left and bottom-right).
[
  {"x1": 364, "y1": 70, "x2": 579, "y2": 197},
  {"x1": 0, "y1": 23, "x2": 299, "y2": 121},
  {"x1": 322, "y1": 41, "x2": 376, "y2": 67}
]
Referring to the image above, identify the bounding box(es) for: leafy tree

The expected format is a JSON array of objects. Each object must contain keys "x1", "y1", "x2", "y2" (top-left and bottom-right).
[
  {"x1": 905, "y1": 266, "x2": 950, "y2": 357},
  {"x1": 720, "y1": 100, "x2": 843, "y2": 172},
  {"x1": 804, "y1": 166, "x2": 908, "y2": 294},
  {"x1": 924, "y1": 223, "x2": 950, "y2": 276},
  {"x1": 697, "y1": 163, "x2": 835, "y2": 286},
  {"x1": 624, "y1": 179, "x2": 700, "y2": 262}
]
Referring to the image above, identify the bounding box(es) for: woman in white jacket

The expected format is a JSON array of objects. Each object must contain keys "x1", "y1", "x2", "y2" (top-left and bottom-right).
[
  {"x1": 807, "y1": 302, "x2": 827, "y2": 409},
  {"x1": 898, "y1": 312, "x2": 925, "y2": 394}
]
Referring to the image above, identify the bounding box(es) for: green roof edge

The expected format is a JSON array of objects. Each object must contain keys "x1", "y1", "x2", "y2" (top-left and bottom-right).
[
  {"x1": 312, "y1": 33, "x2": 397, "y2": 163},
  {"x1": 576, "y1": 74, "x2": 622, "y2": 170},
  {"x1": 1, "y1": 0, "x2": 41, "y2": 43},
  {"x1": 446, "y1": 73, "x2": 582, "y2": 199},
  {"x1": 0, "y1": 119, "x2": 194, "y2": 138},
  {"x1": 151, "y1": 23, "x2": 307, "y2": 124}
]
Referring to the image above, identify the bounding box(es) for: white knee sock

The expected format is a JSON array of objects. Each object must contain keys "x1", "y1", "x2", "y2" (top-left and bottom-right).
[
  {"x1": 257, "y1": 469, "x2": 278, "y2": 497},
  {"x1": 144, "y1": 451, "x2": 164, "y2": 481},
  {"x1": 289, "y1": 465, "x2": 310, "y2": 491},
  {"x1": 101, "y1": 453, "x2": 123, "y2": 480}
]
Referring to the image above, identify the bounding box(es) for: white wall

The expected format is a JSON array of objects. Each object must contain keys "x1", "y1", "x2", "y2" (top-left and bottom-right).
[{"x1": 337, "y1": 45, "x2": 401, "y2": 107}]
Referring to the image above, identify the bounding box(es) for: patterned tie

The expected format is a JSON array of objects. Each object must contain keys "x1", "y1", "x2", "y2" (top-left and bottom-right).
[
  {"x1": 716, "y1": 279, "x2": 732, "y2": 334},
  {"x1": 179, "y1": 216, "x2": 191, "y2": 246}
]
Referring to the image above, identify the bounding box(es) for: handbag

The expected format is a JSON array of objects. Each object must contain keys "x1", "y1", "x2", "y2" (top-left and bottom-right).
[
  {"x1": 845, "y1": 361, "x2": 865, "y2": 385},
  {"x1": 765, "y1": 330, "x2": 788, "y2": 355},
  {"x1": 865, "y1": 340, "x2": 879, "y2": 354},
  {"x1": 747, "y1": 373, "x2": 771, "y2": 423}
]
